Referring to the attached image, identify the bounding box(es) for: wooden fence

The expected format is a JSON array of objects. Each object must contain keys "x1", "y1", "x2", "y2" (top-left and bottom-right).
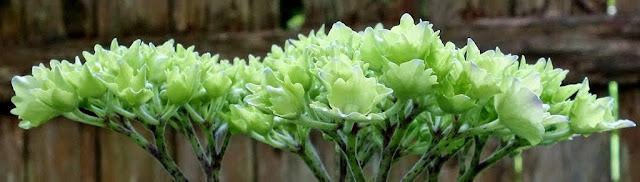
[{"x1": 1, "y1": 0, "x2": 640, "y2": 181}]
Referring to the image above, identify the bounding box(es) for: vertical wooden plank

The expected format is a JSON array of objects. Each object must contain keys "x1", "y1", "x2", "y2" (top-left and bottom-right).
[
  {"x1": 204, "y1": 0, "x2": 250, "y2": 32},
  {"x1": 302, "y1": 0, "x2": 341, "y2": 28},
  {"x1": 204, "y1": 0, "x2": 251, "y2": 32},
  {"x1": 23, "y1": 0, "x2": 65, "y2": 42},
  {"x1": 175, "y1": 131, "x2": 205, "y2": 182},
  {"x1": 256, "y1": 142, "x2": 287, "y2": 181},
  {"x1": 0, "y1": 0, "x2": 24, "y2": 45},
  {"x1": 388, "y1": 155, "x2": 428, "y2": 182},
  {"x1": 620, "y1": 89, "x2": 640, "y2": 182},
  {"x1": 438, "y1": 158, "x2": 459, "y2": 182},
  {"x1": 617, "y1": 0, "x2": 640, "y2": 14},
  {"x1": 97, "y1": 0, "x2": 170, "y2": 36},
  {"x1": 514, "y1": 0, "x2": 546, "y2": 16},
  {"x1": 173, "y1": 0, "x2": 206, "y2": 33},
  {"x1": 422, "y1": 0, "x2": 468, "y2": 27},
  {"x1": 477, "y1": 139, "x2": 514, "y2": 182},
  {"x1": 543, "y1": 0, "x2": 573, "y2": 17},
  {"x1": 282, "y1": 147, "x2": 316, "y2": 181},
  {"x1": 312, "y1": 133, "x2": 337, "y2": 181},
  {"x1": 62, "y1": 0, "x2": 95, "y2": 38},
  {"x1": 522, "y1": 134, "x2": 610, "y2": 182},
  {"x1": 473, "y1": 0, "x2": 511, "y2": 18},
  {"x1": 100, "y1": 126, "x2": 172, "y2": 182},
  {"x1": 80, "y1": 125, "x2": 98, "y2": 182},
  {"x1": 250, "y1": 0, "x2": 279, "y2": 31},
  {"x1": 221, "y1": 135, "x2": 254, "y2": 182},
  {"x1": 0, "y1": 116, "x2": 24, "y2": 182},
  {"x1": 255, "y1": 132, "x2": 334, "y2": 182},
  {"x1": 26, "y1": 118, "x2": 96, "y2": 182}
]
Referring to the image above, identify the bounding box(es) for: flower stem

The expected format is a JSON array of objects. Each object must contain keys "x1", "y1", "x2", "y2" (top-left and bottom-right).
[
  {"x1": 177, "y1": 118, "x2": 209, "y2": 174},
  {"x1": 296, "y1": 138, "x2": 332, "y2": 182},
  {"x1": 400, "y1": 146, "x2": 438, "y2": 182},
  {"x1": 151, "y1": 122, "x2": 188, "y2": 182},
  {"x1": 107, "y1": 117, "x2": 188, "y2": 182},
  {"x1": 426, "y1": 155, "x2": 449, "y2": 182},
  {"x1": 342, "y1": 132, "x2": 366, "y2": 182},
  {"x1": 375, "y1": 106, "x2": 416, "y2": 182},
  {"x1": 456, "y1": 138, "x2": 523, "y2": 182},
  {"x1": 206, "y1": 126, "x2": 231, "y2": 182},
  {"x1": 336, "y1": 144, "x2": 347, "y2": 182}
]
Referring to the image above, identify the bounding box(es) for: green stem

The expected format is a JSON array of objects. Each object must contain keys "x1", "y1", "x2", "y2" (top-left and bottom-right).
[
  {"x1": 343, "y1": 132, "x2": 366, "y2": 182},
  {"x1": 609, "y1": 81, "x2": 620, "y2": 182},
  {"x1": 456, "y1": 138, "x2": 523, "y2": 182},
  {"x1": 327, "y1": 130, "x2": 363, "y2": 182},
  {"x1": 400, "y1": 146, "x2": 439, "y2": 182},
  {"x1": 133, "y1": 105, "x2": 159, "y2": 125},
  {"x1": 207, "y1": 127, "x2": 231, "y2": 182},
  {"x1": 63, "y1": 109, "x2": 105, "y2": 127},
  {"x1": 185, "y1": 103, "x2": 205, "y2": 123},
  {"x1": 296, "y1": 138, "x2": 332, "y2": 182},
  {"x1": 108, "y1": 104, "x2": 136, "y2": 118},
  {"x1": 337, "y1": 144, "x2": 347, "y2": 182},
  {"x1": 151, "y1": 122, "x2": 188, "y2": 182},
  {"x1": 514, "y1": 153, "x2": 523, "y2": 182},
  {"x1": 374, "y1": 120, "x2": 410, "y2": 182},
  {"x1": 300, "y1": 115, "x2": 338, "y2": 130},
  {"x1": 426, "y1": 155, "x2": 449, "y2": 182},
  {"x1": 107, "y1": 118, "x2": 188, "y2": 182},
  {"x1": 178, "y1": 118, "x2": 209, "y2": 172}
]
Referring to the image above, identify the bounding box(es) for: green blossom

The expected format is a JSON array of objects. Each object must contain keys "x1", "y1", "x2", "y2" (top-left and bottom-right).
[
  {"x1": 569, "y1": 79, "x2": 635, "y2": 134},
  {"x1": 380, "y1": 59, "x2": 437, "y2": 99},
  {"x1": 495, "y1": 78, "x2": 544, "y2": 145},
  {"x1": 11, "y1": 61, "x2": 81, "y2": 129},
  {"x1": 228, "y1": 104, "x2": 274, "y2": 134},
  {"x1": 97, "y1": 62, "x2": 153, "y2": 106},
  {"x1": 164, "y1": 66, "x2": 201, "y2": 105},
  {"x1": 245, "y1": 69, "x2": 305, "y2": 119},
  {"x1": 313, "y1": 66, "x2": 391, "y2": 122},
  {"x1": 203, "y1": 71, "x2": 232, "y2": 98}
]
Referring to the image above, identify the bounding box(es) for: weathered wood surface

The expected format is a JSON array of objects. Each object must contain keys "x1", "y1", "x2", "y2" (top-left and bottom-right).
[
  {"x1": 1, "y1": 0, "x2": 640, "y2": 181},
  {"x1": 0, "y1": 116, "x2": 23, "y2": 182},
  {"x1": 99, "y1": 123, "x2": 172, "y2": 182},
  {"x1": 26, "y1": 118, "x2": 96, "y2": 182},
  {"x1": 0, "y1": 0, "x2": 24, "y2": 44}
]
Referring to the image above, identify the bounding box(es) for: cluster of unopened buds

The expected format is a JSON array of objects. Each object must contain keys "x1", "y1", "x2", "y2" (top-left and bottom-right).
[{"x1": 11, "y1": 14, "x2": 635, "y2": 182}]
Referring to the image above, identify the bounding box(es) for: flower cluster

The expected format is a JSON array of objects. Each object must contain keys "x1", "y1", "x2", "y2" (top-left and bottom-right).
[{"x1": 10, "y1": 14, "x2": 635, "y2": 182}]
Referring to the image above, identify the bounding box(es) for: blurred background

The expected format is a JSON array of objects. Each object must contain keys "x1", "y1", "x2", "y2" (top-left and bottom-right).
[{"x1": 1, "y1": 0, "x2": 640, "y2": 181}]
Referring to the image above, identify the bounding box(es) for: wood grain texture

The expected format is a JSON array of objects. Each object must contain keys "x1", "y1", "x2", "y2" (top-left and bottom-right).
[
  {"x1": 220, "y1": 135, "x2": 254, "y2": 182},
  {"x1": 99, "y1": 124, "x2": 172, "y2": 182},
  {"x1": 250, "y1": 0, "x2": 279, "y2": 31},
  {"x1": 62, "y1": 0, "x2": 95, "y2": 38},
  {"x1": 26, "y1": 118, "x2": 96, "y2": 182},
  {"x1": 0, "y1": 116, "x2": 23, "y2": 182},
  {"x1": 522, "y1": 134, "x2": 610, "y2": 182},
  {"x1": 0, "y1": 0, "x2": 23, "y2": 45},
  {"x1": 173, "y1": 0, "x2": 207, "y2": 33},
  {"x1": 620, "y1": 89, "x2": 640, "y2": 182},
  {"x1": 175, "y1": 130, "x2": 206, "y2": 182},
  {"x1": 23, "y1": 0, "x2": 65, "y2": 42},
  {"x1": 96, "y1": 0, "x2": 170, "y2": 36},
  {"x1": 615, "y1": 0, "x2": 640, "y2": 15}
]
